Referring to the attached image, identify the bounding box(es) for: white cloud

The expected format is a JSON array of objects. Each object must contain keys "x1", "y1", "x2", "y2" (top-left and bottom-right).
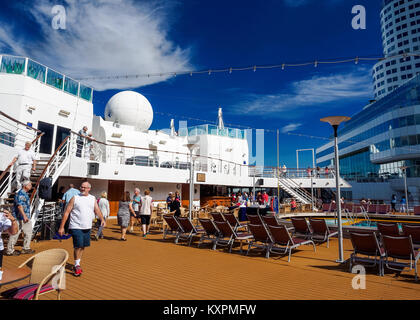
[
  {"x1": 0, "y1": 0, "x2": 191, "y2": 91},
  {"x1": 229, "y1": 69, "x2": 372, "y2": 117},
  {"x1": 281, "y1": 123, "x2": 302, "y2": 133}
]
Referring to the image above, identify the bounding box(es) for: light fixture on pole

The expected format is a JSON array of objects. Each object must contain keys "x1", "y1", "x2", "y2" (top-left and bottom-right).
[
  {"x1": 185, "y1": 143, "x2": 198, "y2": 220},
  {"x1": 400, "y1": 165, "x2": 409, "y2": 214},
  {"x1": 320, "y1": 116, "x2": 351, "y2": 263}
]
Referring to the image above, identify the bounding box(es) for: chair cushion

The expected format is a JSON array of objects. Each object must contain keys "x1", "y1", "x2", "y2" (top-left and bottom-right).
[{"x1": 1, "y1": 283, "x2": 54, "y2": 300}]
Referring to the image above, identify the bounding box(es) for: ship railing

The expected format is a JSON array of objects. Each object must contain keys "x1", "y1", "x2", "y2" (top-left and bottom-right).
[
  {"x1": 248, "y1": 166, "x2": 335, "y2": 179},
  {"x1": 0, "y1": 111, "x2": 44, "y2": 203}
]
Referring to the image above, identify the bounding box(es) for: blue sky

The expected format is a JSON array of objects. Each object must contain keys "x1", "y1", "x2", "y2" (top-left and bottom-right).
[{"x1": 0, "y1": 0, "x2": 384, "y2": 168}]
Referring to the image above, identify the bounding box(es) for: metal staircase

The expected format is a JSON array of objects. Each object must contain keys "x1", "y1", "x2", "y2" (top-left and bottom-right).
[{"x1": 278, "y1": 177, "x2": 316, "y2": 206}]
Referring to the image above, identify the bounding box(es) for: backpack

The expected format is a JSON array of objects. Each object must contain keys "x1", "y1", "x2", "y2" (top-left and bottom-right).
[{"x1": 39, "y1": 177, "x2": 53, "y2": 201}]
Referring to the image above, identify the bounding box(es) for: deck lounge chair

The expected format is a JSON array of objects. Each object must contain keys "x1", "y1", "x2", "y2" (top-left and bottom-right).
[
  {"x1": 246, "y1": 224, "x2": 273, "y2": 258},
  {"x1": 176, "y1": 217, "x2": 204, "y2": 246},
  {"x1": 321, "y1": 203, "x2": 331, "y2": 213},
  {"x1": 162, "y1": 214, "x2": 183, "y2": 242},
  {"x1": 262, "y1": 215, "x2": 281, "y2": 227},
  {"x1": 402, "y1": 224, "x2": 420, "y2": 249},
  {"x1": 349, "y1": 232, "x2": 384, "y2": 276},
  {"x1": 377, "y1": 204, "x2": 390, "y2": 215},
  {"x1": 223, "y1": 212, "x2": 247, "y2": 232},
  {"x1": 377, "y1": 222, "x2": 400, "y2": 237},
  {"x1": 367, "y1": 204, "x2": 378, "y2": 214},
  {"x1": 197, "y1": 218, "x2": 220, "y2": 248},
  {"x1": 210, "y1": 212, "x2": 225, "y2": 223},
  {"x1": 213, "y1": 221, "x2": 252, "y2": 253},
  {"x1": 414, "y1": 206, "x2": 420, "y2": 216},
  {"x1": 247, "y1": 214, "x2": 263, "y2": 225},
  {"x1": 290, "y1": 217, "x2": 312, "y2": 239},
  {"x1": 308, "y1": 218, "x2": 338, "y2": 248},
  {"x1": 266, "y1": 224, "x2": 316, "y2": 262},
  {"x1": 382, "y1": 235, "x2": 420, "y2": 281},
  {"x1": 1, "y1": 249, "x2": 68, "y2": 300}
]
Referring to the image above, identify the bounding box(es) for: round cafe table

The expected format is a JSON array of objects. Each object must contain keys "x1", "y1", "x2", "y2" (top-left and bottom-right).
[{"x1": 0, "y1": 266, "x2": 31, "y2": 287}]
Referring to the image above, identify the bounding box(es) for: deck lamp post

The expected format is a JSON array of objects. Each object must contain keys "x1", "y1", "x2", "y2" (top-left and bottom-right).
[
  {"x1": 185, "y1": 143, "x2": 198, "y2": 220},
  {"x1": 401, "y1": 166, "x2": 409, "y2": 214},
  {"x1": 320, "y1": 116, "x2": 351, "y2": 263}
]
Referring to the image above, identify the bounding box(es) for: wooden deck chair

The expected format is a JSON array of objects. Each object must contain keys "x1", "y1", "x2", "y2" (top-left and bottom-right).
[
  {"x1": 213, "y1": 221, "x2": 252, "y2": 253},
  {"x1": 162, "y1": 214, "x2": 183, "y2": 242},
  {"x1": 308, "y1": 218, "x2": 338, "y2": 248},
  {"x1": 1, "y1": 249, "x2": 68, "y2": 300},
  {"x1": 267, "y1": 225, "x2": 316, "y2": 262},
  {"x1": 246, "y1": 224, "x2": 273, "y2": 258},
  {"x1": 176, "y1": 217, "x2": 204, "y2": 246},
  {"x1": 198, "y1": 218, "x2": 220, "y2": 248},
  {"x1": 349, "y1": 232, "x2": 384, "y2": 276},
  {"x1": 382, "y1": 235, "x2": 420, "y2": 281}
]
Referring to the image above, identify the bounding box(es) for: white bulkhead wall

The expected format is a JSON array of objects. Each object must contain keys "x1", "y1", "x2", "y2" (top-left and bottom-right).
[{"x1": 0, "y1": 72, "x2": 93, "y2": 134}]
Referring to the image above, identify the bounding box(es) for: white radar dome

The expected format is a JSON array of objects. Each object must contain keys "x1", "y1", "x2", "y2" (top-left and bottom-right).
[{"x1": 104, "y1": 91, "x2": 153, "y2": 131}]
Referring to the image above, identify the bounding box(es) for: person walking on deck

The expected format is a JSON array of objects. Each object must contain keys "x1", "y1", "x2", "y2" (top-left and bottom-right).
[
  {"x1": 117, "y1": 191, "x2": 134, "y2": 241},
  {"x1": 11, "y1": 141, "x2": 37, "y2": 191},
  {"x1": 139, "y1": 189, "x2": 153, "y2": 237},
  {"x1": 58, "y1": 181, "x2": 106, "y2": 277}
]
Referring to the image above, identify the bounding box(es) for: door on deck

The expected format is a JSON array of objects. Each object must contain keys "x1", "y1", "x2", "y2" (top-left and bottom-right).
[
  {"x1": 181, "y1": 183, "x2": 189, "y2": 208},
  {"x1": 108, "y1": 180, "x2": 124, "y2": 216}
]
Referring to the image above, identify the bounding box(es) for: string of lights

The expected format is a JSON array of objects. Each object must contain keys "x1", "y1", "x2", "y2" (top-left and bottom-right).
[{"x1": 76, "y1": 52, "x2": 420, "y2": 81}]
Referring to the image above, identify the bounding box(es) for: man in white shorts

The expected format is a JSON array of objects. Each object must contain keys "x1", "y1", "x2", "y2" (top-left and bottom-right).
[
  {"x1": 11, "y1": 141, "x2": 37, "y2": 190},
  {"x1": 58, "y1": 181, "x2": 106, "y2": 277}
]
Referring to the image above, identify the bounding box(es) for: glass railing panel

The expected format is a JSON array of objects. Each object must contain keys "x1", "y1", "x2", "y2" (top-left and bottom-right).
[
  {"x1": 218, "y1": 128, "x2": 227, "y2": 136},
  {"x1": 64, "y1": 77, "x2": 79, "y2": 96},
  {"x1": 27, "y1": 59, "x2": 46, "y2": 82},
  {"x1": 178, "y1": 127, "x2": 188, "y2": 136},
  {"x1": 188, "y1": 127, "x2": 197, "y2": 136},
  {"x1": 0, "y1": 55, "x2": 25, "y2": 74},
  {"x1": 208, "y1": 125, "x2": 218, "y2": 135},
  {"x1": 196, "y1": 125, "x2": 207, "y2": 135},
  {"x1": 46, "y1": 68, "x2": 64, "y2": 89},
  {"x1": 228, "y1": 128, "x2": 237, "y2": 138},
  {"x1": 80, "y1": 84, "x2": 93, "y2": 101}
]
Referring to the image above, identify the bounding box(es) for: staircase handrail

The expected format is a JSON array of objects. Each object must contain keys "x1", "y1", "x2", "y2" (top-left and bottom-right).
[
  {"x1": 284, "y1": 177, "x2": 319, "y2": 204},
  {"x1": 279, "y1": 177, "x2": 312, "y2": 203},
  {"x1": 30, "y1": 135, "x2": 70, "y2": 204},
  {"x1": 0, "y1": 111, "x2": 42, "y2": 134}
]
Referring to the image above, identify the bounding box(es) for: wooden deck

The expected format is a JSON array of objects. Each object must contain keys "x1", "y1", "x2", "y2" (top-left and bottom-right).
[{"x1": 1, "y1": 219, "x2": 419, "y2": 300}]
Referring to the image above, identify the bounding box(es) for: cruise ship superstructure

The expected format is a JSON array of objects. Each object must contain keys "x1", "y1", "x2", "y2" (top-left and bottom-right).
[{"x1": 0, "y1": 54, "x2": 346, "y2": 231}]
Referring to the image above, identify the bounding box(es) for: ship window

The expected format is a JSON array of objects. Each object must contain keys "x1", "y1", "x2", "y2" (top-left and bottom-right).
[
  {"x1": 27, "y1": 59, "x2": 46, "y2": 82},
  {"x1": 46, "y1": 69, "x2": 64, "y2": 89},
  {"x1": 79, "y1": 84, "x2": 92, "y2": 101},
  {"x1": 0, "y1": 55, "x2": 25, "y2": 74},
  {"x1": 64, "y1": 77, "x2": 79, "y2": 96}
]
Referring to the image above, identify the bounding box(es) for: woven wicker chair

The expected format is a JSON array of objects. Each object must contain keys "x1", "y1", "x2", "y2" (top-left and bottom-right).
[{"x1": 1, "y1": 248, "x2": 68, "y2": 300}]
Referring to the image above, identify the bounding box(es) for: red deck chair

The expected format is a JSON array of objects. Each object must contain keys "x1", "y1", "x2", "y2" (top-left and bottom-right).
[
  {"x1": 349, "y1": 232, "x2": 385, "y2": 276},
  {"x1": 330, "y1": 202, "x2": 337, "y2": 212},
  {"x1": 308, "y1": 218, "x2": 338, "y2": 248},
  {"x1": 402, "y1": 224, "x2": 420, "y2": 250},
  {"x1": 291, "y1": 217, "x2": 312, "y2": 239},
  {"x1": 210, "y1": 212, "x2": 225, "y2": 223},
  {"x1": 343, "y1": 203, "x2": 353, "y2": 213},
  {"x1": 213, "y1": 221, "x2": 252, "y2": 253},
  {"x1": 322, "y1": 203, "x2": 331, "y2": 213},
  {"x1": 367, "y1": 204, "x2": 378, "y2": 214},
  {"x1": 223, "y1": 212, "x2": 248, "y2": 232},
  {"x1": 414, "y1": 206, "x2": 420, "y2": 216},
  {"x1": 246, "y1": 224, "x2": 273, "y2": 258},
  {"x1": 162, "y1": 214, "x2": 183, "y2": 242},
  {"x1": 266, "y1": 224, "x2": 316, "y2": 262},
  {"x1": 377, "y1": 204, "x2": 390, "y2": 215},
  {"x1": 247, "y1": 214, "x2": 263, "y2": 225},
  {"x1": 197, "y1": 218, "x2": 220, "y2": 248},
  {"x1": 177, "y1": 217, "x2": 204, "y2": 246},
  {"x1": 382, "y1": 235, "x2": 420, "y2": 281},
  {"x1": 377, "y1": 222, "x2": 400, "y2": 237},
  {"x1": 262, "y1": 215, "x2": 281, "y2": 227}
]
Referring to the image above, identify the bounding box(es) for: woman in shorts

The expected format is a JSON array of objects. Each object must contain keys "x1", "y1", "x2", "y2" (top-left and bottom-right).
[{"x1": 139, "y1": 189, "x2": 153, "y2": 237}]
